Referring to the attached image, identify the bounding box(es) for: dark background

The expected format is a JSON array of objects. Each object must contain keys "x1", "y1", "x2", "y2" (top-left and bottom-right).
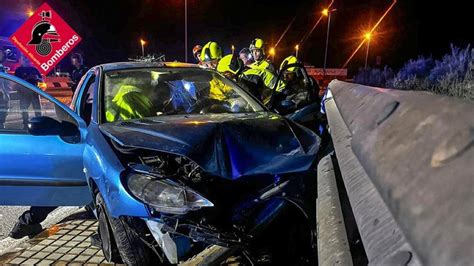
[{"x1": 1, "y1": 0, "x2": 472, "y2": 74}]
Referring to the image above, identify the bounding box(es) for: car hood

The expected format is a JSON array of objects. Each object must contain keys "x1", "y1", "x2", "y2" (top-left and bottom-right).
[{"x1": 100, "y1": 112, "x2": 319, "y2": 180}]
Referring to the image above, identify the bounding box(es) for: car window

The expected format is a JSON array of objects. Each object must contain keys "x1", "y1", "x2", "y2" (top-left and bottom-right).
[
  {"x1": 103, "y1": 68, "x2": 264, "y2": 123},
  {"x1": 70, "y1": 72, "x2": 90, "y2": 111},
  {"x1": 78, "y1": 74, "x2": 96, "y2": 125},
  {"x1": 0, "y1": 77, "x2": 76, "y2": 133}
]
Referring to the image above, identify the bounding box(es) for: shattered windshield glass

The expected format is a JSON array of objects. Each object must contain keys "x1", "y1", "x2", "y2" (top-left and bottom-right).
[{"x1": 103, "y1": 68, "x2": 263, "y2": 122}]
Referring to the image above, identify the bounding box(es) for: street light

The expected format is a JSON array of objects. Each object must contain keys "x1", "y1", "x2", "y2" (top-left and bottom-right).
[
  {"x1": 364, "y1": 32, "x2": 372, "y2": 68},
  {"x1": 322, "y1": 8, "x2": 336, "y2": 79},
  {"x1": 232, "y1": 45, "x2": 235, "y2": 54},
  {"x1": 295, "y1": 44, "x2": 299, "y2": 58},
  {"x1": 269, "y1": 47, "x2": 276, "y2": 61},
  {"x1": 322, "y1": 8, "x2": 329, "y2": 17},
  {"x1": 27, "y1": 10, "x2": 34, "y2": 17},
  {"x1": 140, "y1": 39, "x2": 146, "y2": 57}
]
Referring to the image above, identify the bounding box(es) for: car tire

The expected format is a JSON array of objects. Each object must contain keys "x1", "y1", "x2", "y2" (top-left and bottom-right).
[
  {"x1": 96, "y1": 193, "x2": 156, "y2": 266},
  {"x1": 96, "y1": 193, "x2": 122, "y2": 263}
]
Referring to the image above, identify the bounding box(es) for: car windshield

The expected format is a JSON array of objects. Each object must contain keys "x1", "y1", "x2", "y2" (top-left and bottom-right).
[{"x1": 103, "y1": 68, "x2": 263, "y2": 122}]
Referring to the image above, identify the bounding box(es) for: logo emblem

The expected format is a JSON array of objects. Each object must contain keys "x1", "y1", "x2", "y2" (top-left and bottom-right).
[
  {"x1": 10, "y1": 3, "x2": 81, "y2": 74},
  {"x1": 28, "y1": 10, "x2": 60, "y2": 56}
]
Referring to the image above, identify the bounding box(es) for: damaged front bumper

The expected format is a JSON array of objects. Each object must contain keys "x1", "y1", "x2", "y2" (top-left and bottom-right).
[{"x1": 144, "y1": 196, "x2": 301, "y2": 264}]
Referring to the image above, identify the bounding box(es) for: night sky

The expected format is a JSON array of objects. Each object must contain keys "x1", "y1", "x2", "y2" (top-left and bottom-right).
[{"x1": 1, "y1": 0, "x2": 472, "y2": 74}]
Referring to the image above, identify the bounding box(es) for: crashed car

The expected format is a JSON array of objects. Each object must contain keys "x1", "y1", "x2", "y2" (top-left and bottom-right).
[{"x1": 0, "y1": 62, "x2": 319, "y2": 265}]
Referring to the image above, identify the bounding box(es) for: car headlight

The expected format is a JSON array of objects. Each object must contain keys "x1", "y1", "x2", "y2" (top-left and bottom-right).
[{"x1": 127, "y1": 173, "x2": 214, "y2": 215}]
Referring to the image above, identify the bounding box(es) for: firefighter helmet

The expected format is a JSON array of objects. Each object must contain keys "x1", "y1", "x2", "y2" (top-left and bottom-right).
[
  {"x1": 280, "y1": 55, "x2": 299, "y2": 72},
  {"x1": 200, "y1": 42, "x2": 223, "y2": 62},
  {"x1": 28, "y1": 22, "x2": 59, "y2": 45},
  {"x1": 249, "y1": 38, "x2": 265, "y2": 50}
]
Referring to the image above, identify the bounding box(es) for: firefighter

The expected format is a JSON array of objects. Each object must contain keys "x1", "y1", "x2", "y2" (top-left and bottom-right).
[
  {"x1": 239, "y1": 48, "x2": 254, "y2": 66},
  {"x1": 217, "y1": 54, "x2": 284, "y2": 104},
  {"x1": 280, "y1": 55, "x2": 320, "y2": 100},
  {"x1": 70, "y1": 53, "x2": 88, "y2": 93},
  {"x1": 197, "y1": 42, "x2": 233, "y2": 101},
  {"x1": 192, "y1": 45, "x2": 203, "y2": 64},
  {"x1": 280, "y1": 55, "x2": 303, "y2": 91},
  {"x1": 105, "y1": 78, "x2": 154, "y2": 122},
  {"x1": 200, "y1": 41, "x2": 223, "y2": 69},
  {"x1": 249, "y1": 38, "x2": 275, "y2": 73}
]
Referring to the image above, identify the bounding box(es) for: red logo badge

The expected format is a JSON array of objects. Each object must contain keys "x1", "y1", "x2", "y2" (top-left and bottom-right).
[{"x1": 9, "y1": 3, "x2": 81, "y2": 75}]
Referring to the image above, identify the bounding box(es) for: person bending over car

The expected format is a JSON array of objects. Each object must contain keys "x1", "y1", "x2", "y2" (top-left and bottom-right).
[{"x1": 217, "y1": 54, "x2": 285, "y2": 105}]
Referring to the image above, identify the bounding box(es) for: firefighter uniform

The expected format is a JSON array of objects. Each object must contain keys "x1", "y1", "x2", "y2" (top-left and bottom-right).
[
  {"x1": 106, "y1": 84, "x2": 153, "y2": 122},
  {"x1": 217, "y1": 54, "x2": 285, "y2": 104}
]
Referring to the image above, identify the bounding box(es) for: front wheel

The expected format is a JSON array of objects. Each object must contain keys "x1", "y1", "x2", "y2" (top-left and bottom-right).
[{"x1": 96, "y1": 193, "x2": 158, "y2": 265}]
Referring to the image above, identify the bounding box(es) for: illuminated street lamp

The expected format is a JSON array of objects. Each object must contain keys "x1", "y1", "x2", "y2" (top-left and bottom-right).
[
  {"x1": 140, "y1": 39, "x2": 146, "y2": 57},
  {"x1": 322, "y1": 8, "x2": 329, "y2": 17},
  {"x1": 232, "y1": 45, "x2": 235, "y2": 54},
  {"x1": 323, "y1": 8, "x2": 336, "y2": 78},
  {"x1": 27, "y1": 10, "x2": 34, "y2": 17},
  {"x1": 269, "y1": 47, "x2": 276, "y2": 61},
  {"x1": 364, "y1": 32, "x2": 372, "y2": 68},
  {"x1": 295, "y1": 44, "x2": 299, "y2": 58}
]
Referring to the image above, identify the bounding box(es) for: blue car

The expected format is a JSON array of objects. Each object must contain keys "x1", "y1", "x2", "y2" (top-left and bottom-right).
[{"x1": 0, "y1": 62, "x2": 319, "y2": 265}]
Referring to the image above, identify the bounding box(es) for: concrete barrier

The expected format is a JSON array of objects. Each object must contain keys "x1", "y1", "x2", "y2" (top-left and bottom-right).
[{"x1": 325, "y1": 80, "x2": 474, "y2": 265}]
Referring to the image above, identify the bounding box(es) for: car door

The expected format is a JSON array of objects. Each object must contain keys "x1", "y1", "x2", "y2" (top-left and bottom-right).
[{"x1": 0, "y1": 72, "x2": 92, "y2": 206}]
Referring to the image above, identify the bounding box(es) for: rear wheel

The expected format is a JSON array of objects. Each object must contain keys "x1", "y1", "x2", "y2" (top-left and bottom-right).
[{"x1": 96, "y1": 193, "x2": 157, "y2": 265}]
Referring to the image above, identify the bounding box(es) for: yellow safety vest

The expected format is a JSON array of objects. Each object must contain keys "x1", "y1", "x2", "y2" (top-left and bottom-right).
[{"x1": 105, "y1": 85, "x2": 153, "y2": 122}]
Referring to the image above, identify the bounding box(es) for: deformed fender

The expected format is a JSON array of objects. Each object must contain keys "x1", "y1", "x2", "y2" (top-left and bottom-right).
[{"x1": 83, "y1": 123, "x2": 149, "y2": 218}]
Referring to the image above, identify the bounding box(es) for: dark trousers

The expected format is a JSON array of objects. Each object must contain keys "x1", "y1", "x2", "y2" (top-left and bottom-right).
[
  {"x1": 20, "y1": 90, "x2": 42, "y2": 128},
  {"x1": 18, "y1": 206, "x2": 57, "y2": 225}
]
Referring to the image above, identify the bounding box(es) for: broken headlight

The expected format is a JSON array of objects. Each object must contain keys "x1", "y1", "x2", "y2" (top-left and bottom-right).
[{"x1": 127, "y1": 173, "x2": 214, "y2": 215}]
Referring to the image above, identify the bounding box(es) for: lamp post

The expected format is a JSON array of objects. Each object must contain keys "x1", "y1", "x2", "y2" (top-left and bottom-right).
[
  {"x1": 295, "y1": 44, "x2": 299, "y2": 58},
  {"x1": 184, "y1": 0, "x2": 188, "y2": 62},
  {"x1": 364, "y1": 32, "x2": 372, "y2": 68},
  {"x1": 140, "y1": 39, "x2": 146, "y2": 57},
  {"x1": 232, "y1": 45, "x2": 235, "y2": 54},
  {"x1": 322, "y1": 8, "x2": 336, "y2": 79}
]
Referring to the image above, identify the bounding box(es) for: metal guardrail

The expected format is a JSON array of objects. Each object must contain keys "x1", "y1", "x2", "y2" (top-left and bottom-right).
[{"x1": 324, "y1": 80, "x2": 474, "y2": 265}]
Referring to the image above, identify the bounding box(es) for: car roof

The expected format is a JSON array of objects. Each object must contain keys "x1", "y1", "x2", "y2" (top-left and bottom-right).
[{"x1": 98, "y1": 61, "x2": 201, "y2": 72}]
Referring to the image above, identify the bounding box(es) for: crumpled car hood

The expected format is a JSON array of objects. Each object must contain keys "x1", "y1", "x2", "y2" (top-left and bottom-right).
[{"x1": 100, "y1": 112, "x2": 319, "y2": 180}]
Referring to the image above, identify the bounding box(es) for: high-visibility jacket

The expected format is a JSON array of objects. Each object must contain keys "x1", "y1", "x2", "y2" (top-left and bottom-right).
[
  {"x1": 209, "y1": 77, "x2": 233, "y2": 101},
  {"x1": 106, "y1": 84, "x2": 153, "y2": 122},
  {"x1": 249, "y1": 59, "x2": 275, "y2": 74},
  {"x1": 238, "y1": 67, "x2": 285, "y2": 104}
]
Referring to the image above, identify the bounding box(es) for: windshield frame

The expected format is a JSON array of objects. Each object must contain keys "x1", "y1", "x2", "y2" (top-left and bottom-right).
[{"x1": 99, "y1": 66, "x2": 267, "y2": 124}]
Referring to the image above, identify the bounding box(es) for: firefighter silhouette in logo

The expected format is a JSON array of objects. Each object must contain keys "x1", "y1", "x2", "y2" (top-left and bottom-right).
[{"x1": 28, "y1": 11, "x2": 60, "y2": 56}]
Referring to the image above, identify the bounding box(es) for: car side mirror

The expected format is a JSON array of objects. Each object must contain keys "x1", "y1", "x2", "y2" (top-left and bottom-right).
[{"x1": 28, "y1": 116, "x2": 79, "y2": 137}]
